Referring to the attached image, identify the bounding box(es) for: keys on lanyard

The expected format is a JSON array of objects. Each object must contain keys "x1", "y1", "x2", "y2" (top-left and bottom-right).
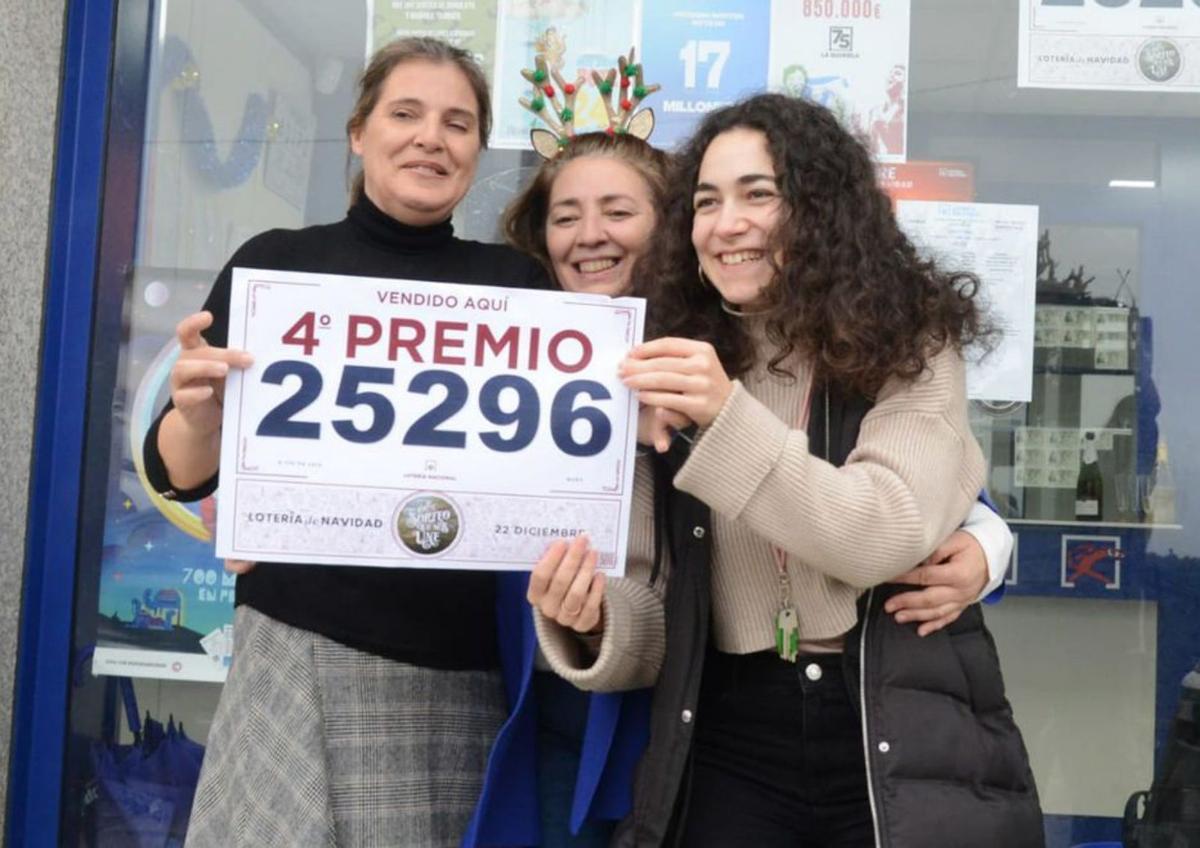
[
  {"x1": 775, "y1": 604, "x2": 800, "y2": 663},
  {"x1": 771, "y1": 379, "x2": 821, "y2": 663}
]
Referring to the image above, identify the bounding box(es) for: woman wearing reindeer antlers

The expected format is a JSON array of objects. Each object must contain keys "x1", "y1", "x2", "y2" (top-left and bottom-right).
[{"x1": 464, "y1": 50, "x2": 668, "y2": 848}]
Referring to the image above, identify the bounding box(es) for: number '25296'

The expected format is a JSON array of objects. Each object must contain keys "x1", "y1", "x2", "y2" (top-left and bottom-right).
[{"x1": 254, "y1": 310, "x2": 618, "y2": 457}]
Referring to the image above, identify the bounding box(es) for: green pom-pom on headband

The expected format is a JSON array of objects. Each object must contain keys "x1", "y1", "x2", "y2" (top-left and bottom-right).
[{"x1": 520, "y1": 49, "x2": 658, "y2": 159}]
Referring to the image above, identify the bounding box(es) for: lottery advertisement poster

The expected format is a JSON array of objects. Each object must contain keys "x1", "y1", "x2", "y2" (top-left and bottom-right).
[
  {"x1": 639, "y1": 0, "x2": 771, "y2": 149},
  {"x1": 1019, "y1": 0, "x2": 1200, "y2": 92},
  {"x1": 877, "y1": 161, "x2": 976, "y2": 204},
  {"x1": 216, "y1": 269, "x2": 644, "y2": 575},
  {"x1": 768, "y1": 0, "x2": 912, "y2": 163},
  {"x1": 91, "y1": 269, "x2": 237, "y2": 684},
  {"x1": 895, "y1": 200, "x2": 1039, "y2": 404},
  {"x1": 491, "y1": 0, "x2": 642, "y2": 149},
  {"x1": 368, "y1": 0, "x2": 500, "y2": 72}
]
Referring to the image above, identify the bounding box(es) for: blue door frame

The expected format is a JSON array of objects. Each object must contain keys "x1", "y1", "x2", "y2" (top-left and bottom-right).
[
  {"x1": 1, "y1": 3, "x2": 1186, "y2": 846},
  {"x1": 7, "y1": 0, "x2": 115, "y2": 843}
]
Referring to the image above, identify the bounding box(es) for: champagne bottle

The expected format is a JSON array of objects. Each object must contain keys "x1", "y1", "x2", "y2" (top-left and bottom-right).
[
  {"x1": 1147, "y1": 439, "x2": 1177, "y2": 525},
  {"x1": 1075, "y1": 430, "x2": 1103, "y2": 521}
]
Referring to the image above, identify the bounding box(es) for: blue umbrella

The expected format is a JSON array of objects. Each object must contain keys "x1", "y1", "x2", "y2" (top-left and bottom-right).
[{"x1": 85, "y1": 672, "x2": 206, "y2": 847}]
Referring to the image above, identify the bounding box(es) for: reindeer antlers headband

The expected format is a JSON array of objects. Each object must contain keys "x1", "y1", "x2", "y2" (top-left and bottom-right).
[{"x1": 518, "y1": 46, "x2": 661, "y2": 160}]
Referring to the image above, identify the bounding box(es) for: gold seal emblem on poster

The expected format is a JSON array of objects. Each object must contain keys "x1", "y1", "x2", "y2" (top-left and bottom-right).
[{"x1": 394, "y1": 494, "x2": 462, "y2": 557}]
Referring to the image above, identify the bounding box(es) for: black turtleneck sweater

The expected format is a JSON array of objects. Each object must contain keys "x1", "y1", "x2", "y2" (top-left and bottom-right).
[{"x1": 143, "y1": 195, "x2": 548, "y2": 669}]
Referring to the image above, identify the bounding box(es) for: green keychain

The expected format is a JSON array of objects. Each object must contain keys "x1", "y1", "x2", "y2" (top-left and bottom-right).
[
  {"x1": 773, "y1": 549, "x2": 800, "y2": 662},
  {"x1": 775, "y1": 604, "x2": 800, "y2": 663}
]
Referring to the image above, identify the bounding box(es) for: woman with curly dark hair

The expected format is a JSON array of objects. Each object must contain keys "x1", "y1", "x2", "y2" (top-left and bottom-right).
[
  {"x1": 643, "y1": 99, "x2": 985, "y2": 401},
  {"x1": 477, "y1": 120, "x2": 1021, "y2": 848},
  {"x1": 592, "y1": 94, "x2": 1044, "y2": 846}
]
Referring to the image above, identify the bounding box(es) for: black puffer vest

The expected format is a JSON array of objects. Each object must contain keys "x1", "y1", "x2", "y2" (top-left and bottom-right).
[{"x1": 614, "y1": 383, "x2": 1044, "y2": 847}]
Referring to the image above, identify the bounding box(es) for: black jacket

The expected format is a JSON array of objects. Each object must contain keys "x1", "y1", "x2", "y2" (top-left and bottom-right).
[{"x1": 614, "y1": 384, "x2": 1044, "y2": 848}]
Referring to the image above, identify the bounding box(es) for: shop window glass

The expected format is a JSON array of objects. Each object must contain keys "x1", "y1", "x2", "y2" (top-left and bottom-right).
[{"x1": 59, "y1": 2, "x2": 1200, "y2": 845}]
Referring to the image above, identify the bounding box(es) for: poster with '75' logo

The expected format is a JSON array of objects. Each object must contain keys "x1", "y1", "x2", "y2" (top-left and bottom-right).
[
  {"x1": 767, "y1": 0, "x2": 911, "y2": 164},
  {"x1": 216, "y1": 269, "x2": 644, "y2": 576}
]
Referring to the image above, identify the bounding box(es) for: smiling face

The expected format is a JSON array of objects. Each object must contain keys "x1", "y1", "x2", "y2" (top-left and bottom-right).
[
  {"x1": 350, "y1": 59, "x2": 482, "y2": 226},
  {"x1": 691, "y1": 127, "x2": 785, "y2": 307},
  {"x1": 545, "y1": 155, "x2": 657, "y2": 296}
]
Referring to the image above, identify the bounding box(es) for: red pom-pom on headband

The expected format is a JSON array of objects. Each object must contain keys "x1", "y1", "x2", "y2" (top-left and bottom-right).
[{"x1": 520, "y1": 45, "x2": 660, "y2": 160}]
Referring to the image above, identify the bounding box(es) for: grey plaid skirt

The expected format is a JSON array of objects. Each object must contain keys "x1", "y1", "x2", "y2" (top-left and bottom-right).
[{"x1": 185, "y1": 605, "x2": 507, "y2": 848}]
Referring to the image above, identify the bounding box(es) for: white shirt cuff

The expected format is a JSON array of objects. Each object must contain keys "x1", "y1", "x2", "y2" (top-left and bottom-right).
[{"x1": 960, "y1": 500, "x2": 1012, "y2": 601}]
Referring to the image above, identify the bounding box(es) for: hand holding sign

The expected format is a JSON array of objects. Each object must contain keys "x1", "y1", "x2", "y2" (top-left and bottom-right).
[
  {"x1": 620, "y1": 337, "x2": 734, "y2": 428},
  {"x1": 528, "y1": 535, "x2": 606, "y2": 634},
  {"x1": 224, "y1": 559, "x2": 256, "y2": 575},
  {"x1": 169, "y1": 310, "x2": 253, "y2": 437}
]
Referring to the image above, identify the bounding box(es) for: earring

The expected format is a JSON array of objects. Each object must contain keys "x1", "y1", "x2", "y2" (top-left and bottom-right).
[{"x1": 697, "y1": 262, "x2": 711, "y2": 289}]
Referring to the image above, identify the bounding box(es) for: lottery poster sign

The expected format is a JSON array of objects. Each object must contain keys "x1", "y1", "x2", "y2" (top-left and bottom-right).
[
  {"x1": 895, "y1": 200, "x2": 1039, "y2": 404},
  {"x1": 768, "y1": 0, "x2": 911, "y2": 163},
  {"x1": 216, "y1": 270, "x2": 644, "y2": 575},
  {"x1": 1018, "y1": 0, "x2": 1200, "y2": 92},
  {"x1": 92, "y1": 268, "x2": 238, "y2": 684},
  {"x1": 640, "y1": 0, "x2": 771, "y2": 149},
  {"x1": 367, "y1": 1, "x2": 499, "y2": 73}
]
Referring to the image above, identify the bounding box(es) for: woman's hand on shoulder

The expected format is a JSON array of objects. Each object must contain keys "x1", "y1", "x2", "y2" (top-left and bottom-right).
[
  {"x1": 169, "y1": 311, "x2": 253, "y2": 437},
  {"x1": 620, "y1": 337, "x2": 733, "y2": 429},
  {"x1": 884, "y1": 530, "x2": 988, "y2": 637},
  {"x1": 527, "y1": 535, "x2": 606, "y2": 635}
]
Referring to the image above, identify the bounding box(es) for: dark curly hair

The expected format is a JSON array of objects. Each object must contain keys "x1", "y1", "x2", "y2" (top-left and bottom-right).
[
  {"x1": 638, "y1": 93, "x2": 990, "y2": 396},
  {"x1": 503, "y1": 132, "x2": 671, "y2": 284}
]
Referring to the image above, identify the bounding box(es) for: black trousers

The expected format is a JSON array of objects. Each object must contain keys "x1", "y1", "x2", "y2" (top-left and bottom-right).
[{"x1": 679, "y1": 649, "x2": 875, "y2": 847}]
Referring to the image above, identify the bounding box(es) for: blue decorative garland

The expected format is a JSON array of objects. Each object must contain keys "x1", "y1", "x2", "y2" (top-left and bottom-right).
[{"x1": 160, "y1": 35, "x2": 269, "y2": 189}]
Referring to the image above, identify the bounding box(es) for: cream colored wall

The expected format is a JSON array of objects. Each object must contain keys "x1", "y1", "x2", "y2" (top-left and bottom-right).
[{"x1": 988, "y1": 596, "x2": 1158, "y2": 818}]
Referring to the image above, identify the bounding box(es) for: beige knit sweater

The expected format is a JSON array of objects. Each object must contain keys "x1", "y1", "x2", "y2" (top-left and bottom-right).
[
  {"x1": 536, "y1": 339, "x2": 986, "y2": 691},
  {"x1": 534, "y1": 454, "x2": 665, "y2": 690}
]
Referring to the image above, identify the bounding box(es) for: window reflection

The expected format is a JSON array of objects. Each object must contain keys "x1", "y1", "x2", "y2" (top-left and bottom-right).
[{"x1": 63, "y1": 2, "x2": 1200, "y2": 845}]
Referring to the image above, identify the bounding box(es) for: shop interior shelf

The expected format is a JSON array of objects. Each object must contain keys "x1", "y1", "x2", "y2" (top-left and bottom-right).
[{"x1": 1007, "y1": 518, "x2": 1183, "y2": 530}]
